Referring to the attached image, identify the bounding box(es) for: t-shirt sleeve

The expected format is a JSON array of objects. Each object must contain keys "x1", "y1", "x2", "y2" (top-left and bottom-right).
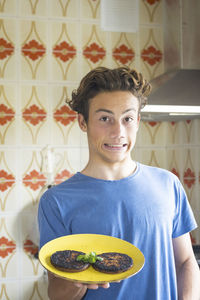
[
  {"x1": 172, "y1": 178, "x2": 197, "y2": 238},
  {"x1": 38, "y1": 189, "x2": 70, "y2": 249}
]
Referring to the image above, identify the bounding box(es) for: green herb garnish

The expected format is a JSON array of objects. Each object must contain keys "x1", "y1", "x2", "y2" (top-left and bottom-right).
[{"x1": 76, "y1": 252, "x2": 103, "y2": 264}]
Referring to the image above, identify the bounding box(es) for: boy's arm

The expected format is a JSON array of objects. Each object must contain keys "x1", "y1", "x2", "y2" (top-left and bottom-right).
[{"x1": 173, "y1": 233, "x2": 200, "y2": 300}]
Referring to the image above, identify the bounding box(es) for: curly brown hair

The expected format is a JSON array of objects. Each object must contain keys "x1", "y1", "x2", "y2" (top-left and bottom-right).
[{"x1": 67, "y1": 66, "x2": 151, "y2": 122}]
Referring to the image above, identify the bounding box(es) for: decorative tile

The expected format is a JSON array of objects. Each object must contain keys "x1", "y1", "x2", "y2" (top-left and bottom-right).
[
  {"x1": 20, "y1": 85, "x2": 50, "y2": 144},
  {"x1": 52, "y1": 148, "x2": 77, "y2": 178},
  {"x1": 21, "y1": 183, "x2": 47, "y2": 214},
  {"x1": 176, "y1": 120, "x2": 194, "y2": 145},
  {"x1": 22, "y1": 101, "x2": 46, "y2": 124},
  {"x1": 50, "y1": 85, "x2": 77, "y2": 118},
  {"x1": 0, "y1": 150, "x2": 18, "y2": 211},
  {"x1": 0, "y1": 177, "x2": 19, "y2": 212},
  {"x1": 165, "y1": 149, "x2": 181, "y2": 178},
  {"x1": 50, "y1": 0, "x2": 79, "y2": 18},
  {"x1": 0, "y1": 0, "x2": 17, "y2": 14},
  {"x1": 81, "y1": 0, "x2": 100, "y2": 19},
  {"x1": 49, "y1": 86, "x2": 77, "y2": 144},
  {"x1": 20, "y1": 21, "x2": 47, "y2": 80},
  {"x1": 83, "y1": 41, "x2": 106, "y2": 64},
  {"x1": 0, "y1": 116, "x2": 17, "y2": 145},
  {"x1": 140, "y1": 27, "x2": 164, "y2": 80},
  {"x1": 51, "y1": 117, "x2": 68, "y2": 144},
  {"x1": 165, "y1": 121, "x2": 179, "y2": 145},
  {"x1": 141, "y1": 149, "x2": 167, "y2": 168},
  {"x1": 131, "y1": 147, "x2": 139, "y2": 162},
  {"x1": 65, "y1": 148, "x2": 81, "y2": 174},
  {"x1": 52, "y1": 110, "x2": 77, "y2": 145},
  {"x1": 80, "y1": 129, "x2": 88, "y2": 148},
  {"x1": 21, "y1": 279, "x2": 48, "y2": 300},
  {"x1": 0, "y1": 282, "x2": 20, "y2": 300},
  {"x1": 140, "y1": 0, "x2": 163, "y2": 24},
  {"x1": 0, "y1": 217, "x2": 19, "y2": 278},
  {"x1": 19, "y1": 149, "x2": 48, "y2": 207},
  {"x1": 0, "y1": 19, "x2": 16, "y2": 46},
  {"x1": 20, "y1": 117, "x2": 50, "y2": 145},
  {"x1": 184, "y1": 120, "x2": 199, "y2": 145},
  {"x1": 54, "y1": 168, "x2": 73, "y2": 185},
  {"x1": 0, "y1": 149, "x2": 17, "y2": 177},
  {"x1": 138, "y1": 121, "x2": 162, "y2": 145},
  {"x1": 80, "y1": 147, "x2": 89, "y2": 171},
  {"x1": 182, "y1": 148, "x2": 197, "y2": 184},
  {"x1": 21, "y1": 248, "x2": 41, "y2": 277},
  {"x1": 50, "y1": 22, "x2": 78, "y2": 81},
  {"x1": 66, "y1": 120, "x2": 82, "y2": 147},
  {"x1": 19, "y1": 0, "x2": 47, "y2": 16},
  {"x1": 19, "y1": 200, "x2": 39, "y2": 247},
  {"x1": 53, "y1": 104, "x2": 77, "y2": 127},
  {"x1": 0, "y1": 84, "x2": 17, "y2": 144},
  {"x1": 0, "y1": 248, "x2": 19, "y2": 279},
  {"x1": 23, "y1": 168, "x2": 46, "y2": 192},
  {"x1": 0, "y1": 19, "x2": 16, "y2": 79},
  {"x1": 111, "y1": 32, "x2": 137, "y2": 67},
  {"x1": 167, "y1": 121, "x2": 181, "y2": 145},
  {"x1": 81, "y1": 24, "x2": 107, "y2": 73},
  {"x1": 21, "y1": 85, "x2": 49, "y2": 110}
]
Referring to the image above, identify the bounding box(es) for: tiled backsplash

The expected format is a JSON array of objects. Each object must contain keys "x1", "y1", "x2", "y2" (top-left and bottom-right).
[{"x1": 0, "y1": 0, "x2": 199, "y2": 299}]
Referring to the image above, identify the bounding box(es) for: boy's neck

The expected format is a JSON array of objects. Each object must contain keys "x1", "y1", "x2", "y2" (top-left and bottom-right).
[{"x1": 81, "y1": 159, "x2": 137, "y2": 181}]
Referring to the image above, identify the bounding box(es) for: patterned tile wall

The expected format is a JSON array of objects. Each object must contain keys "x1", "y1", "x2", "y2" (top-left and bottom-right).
[{"x1": 0, "y1": 0, "x2": 199, "y2": 299}]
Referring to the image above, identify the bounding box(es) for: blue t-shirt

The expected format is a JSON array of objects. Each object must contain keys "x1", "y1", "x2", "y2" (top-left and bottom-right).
[{"x1": 38, "y1": 163, "x2": 197, "y2": 300}]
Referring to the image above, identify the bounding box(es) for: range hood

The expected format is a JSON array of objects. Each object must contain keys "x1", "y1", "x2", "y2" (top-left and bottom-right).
[{"x1": 141, "y1": 0, "x2": 200, "y2": 121}]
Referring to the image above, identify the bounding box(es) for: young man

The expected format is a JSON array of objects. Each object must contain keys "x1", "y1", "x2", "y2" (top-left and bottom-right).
[{"x1": 38, "y1": 67, "x2": 200, "y2": 300}]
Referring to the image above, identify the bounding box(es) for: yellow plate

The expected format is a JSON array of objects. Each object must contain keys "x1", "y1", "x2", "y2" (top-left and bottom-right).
[{"x1": 39, "y1": 234, "x2": 145, "y2": 284}]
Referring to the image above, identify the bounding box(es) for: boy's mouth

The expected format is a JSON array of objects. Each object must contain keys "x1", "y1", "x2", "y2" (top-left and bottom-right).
[{"x1": 104, "y1": 143, "x2": 127, "y2": 150}]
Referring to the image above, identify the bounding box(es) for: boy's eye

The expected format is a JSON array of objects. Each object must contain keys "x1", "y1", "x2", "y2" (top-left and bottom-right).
[
  {"x1": 124, "y1": 117, "x2": 133, "y2": 122},
  {"x1": 100, "y1": 116, "x2": 109, "y2": 122}
]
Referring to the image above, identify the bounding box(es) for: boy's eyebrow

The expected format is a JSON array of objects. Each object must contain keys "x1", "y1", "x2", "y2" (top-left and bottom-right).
[
  {"x1": 95, "y1": 108, "x2": 136, "y2": 114},
  {"x1": 95, "y1": 109, "x2": 114, "y2": 114}
]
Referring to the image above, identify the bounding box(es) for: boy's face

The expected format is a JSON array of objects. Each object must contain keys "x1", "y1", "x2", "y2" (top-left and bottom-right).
[{"x1": 78, "y1": 91, "x2": 140, "y2": 166}]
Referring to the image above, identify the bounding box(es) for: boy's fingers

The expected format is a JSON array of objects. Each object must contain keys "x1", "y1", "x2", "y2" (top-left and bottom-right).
[
  {"x1": 74, "y1": 282, "x2": 110, "y2": 289},
  {"x1": 98, "y1": 282, "x2": 110, "y2": 288}
]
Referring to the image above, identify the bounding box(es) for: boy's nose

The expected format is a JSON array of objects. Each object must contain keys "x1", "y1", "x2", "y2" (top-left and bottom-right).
[{"x1": 110, "y1": 121, "x2": 125, "y2": 138}]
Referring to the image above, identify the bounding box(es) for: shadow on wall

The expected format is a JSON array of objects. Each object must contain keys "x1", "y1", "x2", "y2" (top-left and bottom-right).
[
  {"x1": 10, "y1": 192, "x2": 50, "y2": 299},
  {"x1": 17, "y1": 184, "x2": 55, "y2": 256}
]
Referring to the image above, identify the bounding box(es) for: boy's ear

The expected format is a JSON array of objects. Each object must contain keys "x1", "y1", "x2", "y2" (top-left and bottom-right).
[
  {"x1": 137, "y1": 113, "x2": 141, "y2": 131},
  {"x1": 78, "y1": 114, "x2": 87, "y2": 132}
]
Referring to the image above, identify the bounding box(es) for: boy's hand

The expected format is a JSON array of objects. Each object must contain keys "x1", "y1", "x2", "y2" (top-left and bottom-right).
[{"x1": 74, "y1": 282, "x2": 110, "y2": 290}]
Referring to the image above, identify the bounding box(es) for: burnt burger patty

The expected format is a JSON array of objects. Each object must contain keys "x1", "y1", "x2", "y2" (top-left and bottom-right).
[
  {"x1": 50, "y1": 250, "x2": 90, "y2": 272},
  {"x1": 92, "y1": 252, "x2": 133, "y2": 274}
]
